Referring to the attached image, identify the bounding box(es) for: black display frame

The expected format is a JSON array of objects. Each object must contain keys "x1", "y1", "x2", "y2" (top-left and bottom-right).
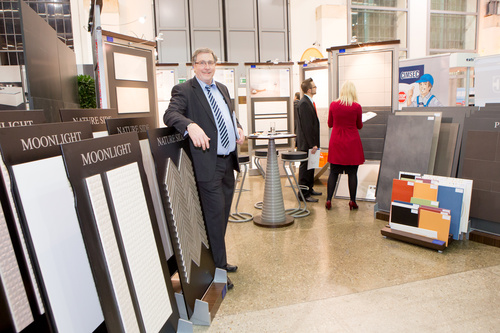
[
  {"x1": 61, "y1": 132, "x2": 179, "y2": 333},
  {"x1": 147, "y1": 127, "x2": 217, "y2": 318}
]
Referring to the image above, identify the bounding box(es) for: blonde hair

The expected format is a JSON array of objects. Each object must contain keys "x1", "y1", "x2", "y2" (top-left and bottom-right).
[{"x1": 337, "y1": 81, "x2": 358, "y2": 106}]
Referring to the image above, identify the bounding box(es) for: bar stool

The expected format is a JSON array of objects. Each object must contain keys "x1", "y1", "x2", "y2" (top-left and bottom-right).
[
  {"x1": 281, "y1": 151, "x2": 310, "y2": 218},
  {"x1": 229, "y1": 155, "x2": 253, "y2": 222},
  {"x1": 253, "y1": 149, "x2": 279, "y2": 209}
]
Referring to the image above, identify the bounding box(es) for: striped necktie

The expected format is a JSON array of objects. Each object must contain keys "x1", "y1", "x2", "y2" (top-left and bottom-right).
[{"x1": 205, "y1": 85, "x2": 229, "y2": 148}]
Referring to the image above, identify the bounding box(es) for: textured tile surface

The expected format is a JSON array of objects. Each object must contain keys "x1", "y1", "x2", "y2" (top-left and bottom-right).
[
  {"x1": 0, "y1": 203, "x2": 33, "y2": 331},
  {"x1": 87, "y1": 175, "x2": 140, "y2": 332},
  {"x1": 0, "y1": 161, "x2": 44, "y2": 313},
  {"x1": 107, "y1": 163, "x2": 172, "y2": 332}
]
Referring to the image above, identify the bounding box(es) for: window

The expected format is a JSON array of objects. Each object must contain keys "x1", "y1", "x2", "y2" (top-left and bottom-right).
[
  {"x1": 429, "y1": 0, "x2": 477, "y2": 54},
  {"x1": 0, "y1": 0, "x2": 73, "y2": 65},
  {"x1": 349, "y1": 0, "x2": 408, "y2": 58}
]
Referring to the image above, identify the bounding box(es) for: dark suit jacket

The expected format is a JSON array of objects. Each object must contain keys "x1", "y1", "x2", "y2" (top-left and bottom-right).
[
  {"x1": 296, "y1": 96, "x2": 320, "y2": 152},
  {"x1": 163, "y1": 77, "x2": 240, "y2": 182}
]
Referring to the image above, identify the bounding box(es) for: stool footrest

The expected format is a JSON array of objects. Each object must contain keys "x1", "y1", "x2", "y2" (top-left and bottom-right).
[{"x1": 229, "y1": 212, "x2": 253, "y2": 223}]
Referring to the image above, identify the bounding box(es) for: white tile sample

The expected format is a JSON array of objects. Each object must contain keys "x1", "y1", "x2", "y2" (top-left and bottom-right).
[
  {"x1": 107, "y1": 162, "x2": 171, "y2": 332},
  {"x1": 86, "y1": 175, "x2": 140, "y2": 333},
  {"x1": 0, "y1": 204, "x2": 33, "y2": 331},
  {"x1": 13, "y1": 157, "x2": 103, "y2": 333},
  {"x1": 0, "y1": 161, "x2": 44, "y2": 314}
]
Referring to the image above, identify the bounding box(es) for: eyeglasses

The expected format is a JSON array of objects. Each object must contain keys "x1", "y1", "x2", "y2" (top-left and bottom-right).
[{"x1": 195, "y1": 61, "x2": 216, "y2": 67}]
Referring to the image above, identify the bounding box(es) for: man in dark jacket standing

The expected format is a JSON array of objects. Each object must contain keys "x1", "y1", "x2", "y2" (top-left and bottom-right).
[
  {"x1": 163, "y1": 48, "x2": 245, "y2": 289},
  {"x1": 296, "y1": 78, "x2": 321, "y2": 202}
]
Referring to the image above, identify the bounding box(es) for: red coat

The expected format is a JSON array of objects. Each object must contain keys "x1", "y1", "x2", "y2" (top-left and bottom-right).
[{"x1": 327, "y1": 101, "x2": 365, "y2": 165}]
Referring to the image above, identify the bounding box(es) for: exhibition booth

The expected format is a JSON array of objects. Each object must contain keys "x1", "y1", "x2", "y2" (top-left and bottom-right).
[{"x1": 2, "y1": 2, "x2": 500, "y2": 332}]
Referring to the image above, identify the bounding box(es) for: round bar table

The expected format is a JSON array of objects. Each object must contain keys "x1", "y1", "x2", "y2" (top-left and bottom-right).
[{"x1": 248, "y1": 133, "x2": 295, "y2": 228}]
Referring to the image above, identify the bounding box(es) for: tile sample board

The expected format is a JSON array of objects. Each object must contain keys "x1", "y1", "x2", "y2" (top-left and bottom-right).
[
  {"x1": 59, "y1": 108, "x2": 117, "y2": 137},
  {"x1": 413, "y1": 182, "x2": 438, "y2": 201},
  {"x1": 61, "y1": 132, "x2": 179, "y2": 333},
  {"x1": 147, "y1": 127, "x2": 217, "y2": 318},
  {"x1": 0, "y1": 110, "x2": 48, "y2": 328},
  {"x1": 458, "y1": 117, "x2": 500, "y2": 230},
  {"x1": 402, "y1": 106, "x2": 474, "y2": 177},
  {"x1": 421, "y1": 175, "x2": 472, "y2": 235},
  {"x1": 433, "y1": 123, "x2": 459, "y2": 177},
  {"x1": 334, "y1": 160, "x2": 379, "y2": 201},
  {"x1": 376, "y1": 113, "x2": 441, "y2": 212},
  {"x1": 107, "y1": 116, "x2": 175, "y2": 261},
  {"x1": 437, "y1": 185, "x2": 464, "y2": 240},
  {"x1": 0, "y1": 122, "x2": 104, "y2": 333},
  {"x1": 0, "y1": 199, "x2": 33, "y2": 331},
  {"x1": 418, "y1": 207, "x2": 451, "y2": 246},
  {"x1": 391, "y1": 179, "x2": 415, "y2": 204},
  {"x1": 360, "y1": 108, "x2": 391, "y2": 160},
  {"x1": 410, "y1": 197, "x2": 439, "y2": 208},
  {"x1": 0, "y1": 110, "x2": 45, "y2": 127},
  {"x1": 390, "y1": 201, "x2": 419, "y2": 227}
]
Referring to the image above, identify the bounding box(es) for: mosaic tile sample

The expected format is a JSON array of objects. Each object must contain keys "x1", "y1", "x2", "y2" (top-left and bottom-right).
[
  {"x1": 0, "y1": 161, "x2": 44, "y2": 314},
  {"x1": 86, "y1": 174, "x2": 140, "y2": 333},
  {"x1": 107, "y1": 162, "x2": 172, "y2": 332},
  {"x1": 0, "y1": 204, "x2": 33, "y2": 331},
  {"x1": 164, "y1": 150, "x2": 209, "y2": 283}
]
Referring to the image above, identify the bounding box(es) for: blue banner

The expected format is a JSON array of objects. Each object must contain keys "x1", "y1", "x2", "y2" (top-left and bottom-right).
[{"x1": 399, "y1": 65, "x2": 424, "y2": 84}]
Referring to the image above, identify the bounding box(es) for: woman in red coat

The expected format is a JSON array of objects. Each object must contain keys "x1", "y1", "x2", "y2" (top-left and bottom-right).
[{"x1": 325, "y1": 81, "x2": 364, "y2": 210}]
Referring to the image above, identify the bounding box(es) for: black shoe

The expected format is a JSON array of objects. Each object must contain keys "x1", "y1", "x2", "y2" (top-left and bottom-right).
[
  {"x1": 310, "y1": 189, "x2": 323, "y2": 196},
  {"x1": 299, "y1": 195, "x2": 319, "y2": 203},
  {"x1": 225, "y1": 264, "x2": 238, "y2": 272},
  {"x1": 227, "y1": 276, "x2": 234, "y2": 290}
]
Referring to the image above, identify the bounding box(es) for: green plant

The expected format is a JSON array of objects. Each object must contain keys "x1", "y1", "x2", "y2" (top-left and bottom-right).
[{"x1": 77, "y1": 74, "x2": 97, "y2": 109}]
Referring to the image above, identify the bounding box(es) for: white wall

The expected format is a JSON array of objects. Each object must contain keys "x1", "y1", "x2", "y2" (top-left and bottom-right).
[
  {"x1": 70, "y1": 0, "x2": 93, "y2": 73},
  {"x1": 478, "y1": 0, "x2": 500, "y2": 56},
  {"x1": 72, "y1": 0, "x2": 155, "y2": 73},
  {"x1": 289, "y1": 0, "x2": 346, "y2": 61},
  {"x1": 407, "y1": 0, "x2": 428, "y2": 59}
]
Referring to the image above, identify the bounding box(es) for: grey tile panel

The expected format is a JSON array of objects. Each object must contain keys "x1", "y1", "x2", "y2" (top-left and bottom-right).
[
  {"x1": 433, "y1": 123, "x2": 459, "y2": 177},
  {"x1": 402, "y1": 106, "x2": 472, "y2": 177},
  {"x1": 376, "y1": 113, "x2": 441, "y2": 212}
]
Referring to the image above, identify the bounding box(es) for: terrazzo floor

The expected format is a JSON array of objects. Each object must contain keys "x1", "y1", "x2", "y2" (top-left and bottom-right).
[{"x1": 193, "y1": 173, "x2": 500, "y2": 332}]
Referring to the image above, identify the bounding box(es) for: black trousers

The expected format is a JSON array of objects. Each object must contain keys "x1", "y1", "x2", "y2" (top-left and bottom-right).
[
  {"x1": 299, "y1": 160, "x2": 314, "y2": 197},
  {"x1": 197, "y1": 155, "x2": 235, "y2": 268},
  {"x1": 326, "y1": 164, "x2": 359, "y2": 202}
]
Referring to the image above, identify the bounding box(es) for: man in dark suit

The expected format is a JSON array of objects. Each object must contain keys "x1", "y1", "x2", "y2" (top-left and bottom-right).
[
  {"x1": 163, "y1": 48, "x2": 245, "y2": 289},
  {"x1": 296, "y1": 78, "x2": 322, "y2": 202}
]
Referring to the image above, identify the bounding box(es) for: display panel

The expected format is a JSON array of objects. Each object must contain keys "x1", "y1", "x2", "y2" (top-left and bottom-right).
[
  {"x1": 335, "y1": 161, "x2": 379, "y2": 201},
  {"x1": 214, "y1": 69, "x2": 236, "y2": 99},
  {"x1": 0, "y1": 151, "x2": 44, "y2": 316},
  {"x1": 147, "y1": 127, "x2": 217, "y2": 318},
  {"x1": 104, "y1": 42, "x2": 156, "y2": 119},
  {"x1": 13, "y1": 157, "x2": 103, "y2": 333},
  {"x1": 61, "y1": 132, "x2": 179, "y2": 332},
  {"x1": 116, "y1": 87, "x2": 150, "y2": 113},
  {"x1": 304, "y1": 66, "x2": 329, "y2": 149},
  {"x1": 86, "y1": 175, "x2": 140, "y2": 332},
  {"x1": 165, "y1": 151, "x2": 209, "y2": 283},
  {"x1": 114, "y1": 53, "x2": 148, "y2": 82},
  {"x1": 107, "y1": 163, "x2": 172, "y2": 332},
  {"x1": 249, "y1": 68, "x2": 290, "y2": 98},
  {"x1": 251, "y1": 99, "x2": 290, "y2": 146},
  {"x1": 0, "y1": 203, "x2": 33, "y2": 331},
  {"x1": 338, "y1": 51, "x2": 392, "y2": 107},
  {"x1": 376, "y1": 113, "x2": 441, "y2": 212}
]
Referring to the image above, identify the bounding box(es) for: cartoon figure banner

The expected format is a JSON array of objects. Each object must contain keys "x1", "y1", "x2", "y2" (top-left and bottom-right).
[{"x1": 398, "y1": 55, "x2": 450, "y2": 109}]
